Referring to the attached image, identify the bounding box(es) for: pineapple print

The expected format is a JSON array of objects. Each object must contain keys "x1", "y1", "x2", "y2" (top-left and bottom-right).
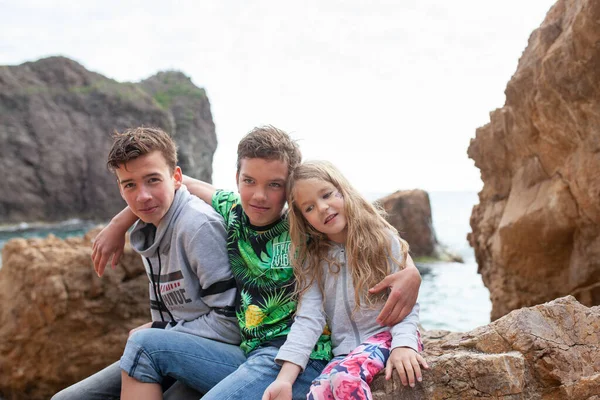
[
  {"x1": 238, "y1": 289, "x2": 296, "y2": 336},
  {"x1": 245, "y1": 305, "x2": 265, "y2": 329}
]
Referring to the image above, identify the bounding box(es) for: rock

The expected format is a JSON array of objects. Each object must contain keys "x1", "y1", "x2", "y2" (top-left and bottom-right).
[
  {"x1": 467, "y1": 0, "x2": 600, "y2": 320},
  {"x1": 379, "y1": 190, "x2": 462, "y2": 261},
  {"x1": 0, "y1": 56, "x2": 217, "y2": 223},
  {"x1": 0, "y1": 229, "x2": 149, "y2": 400},
  {"x1": 371, "y1": 296, "x2": 600, "y2": 399},
  {"x1": 139, "y1": 71, "x2": 217, "y2": 183},
  {"x1": 1, "y1": 234, "x2": 598, "y2": 399}
]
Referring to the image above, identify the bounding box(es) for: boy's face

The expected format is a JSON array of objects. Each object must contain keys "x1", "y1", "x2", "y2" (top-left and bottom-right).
[
  {"x1": 236, "y1": 157, "x2": 288, "y2": 227},
  {"x1": 115, "y1": 151, "x2": 182, "y2": 226}
]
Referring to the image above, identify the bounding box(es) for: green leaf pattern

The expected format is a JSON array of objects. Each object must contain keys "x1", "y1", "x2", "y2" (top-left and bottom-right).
[{"x1": 212, "y1": 191, "x2": 331, "y2": 359}]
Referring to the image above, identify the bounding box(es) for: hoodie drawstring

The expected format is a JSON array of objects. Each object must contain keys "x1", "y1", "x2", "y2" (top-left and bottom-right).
[{"x1": 147, "y1": 247, "x2": 176, "y2": 324}]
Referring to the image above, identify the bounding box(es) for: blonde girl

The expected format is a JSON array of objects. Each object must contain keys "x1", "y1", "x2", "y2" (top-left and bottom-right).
[{"x1": 262, "y1": 160, "x2": 427, "y2": 400}]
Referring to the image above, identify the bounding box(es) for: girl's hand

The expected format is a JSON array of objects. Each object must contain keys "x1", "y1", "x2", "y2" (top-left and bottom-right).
[
  {"x1": 262, "y1": 361, "x2": 300, "y2": 400},
  {"x1": 385, "y1": 347, "x2": 429, "y2": 387},
  {"x1": 262, "y1": 380, "x2": 292, "y2": 400}
]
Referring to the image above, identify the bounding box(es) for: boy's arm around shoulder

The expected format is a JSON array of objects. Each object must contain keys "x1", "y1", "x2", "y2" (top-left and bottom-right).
[
  {"x1": 167, "y1": 216, "x2": 240, "y2": 344},
  {"x1": 182, "y1": 174, "x2": 217, "y2": 204}
]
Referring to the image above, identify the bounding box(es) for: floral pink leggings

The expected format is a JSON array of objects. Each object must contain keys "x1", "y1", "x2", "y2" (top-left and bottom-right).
[{"x1": 307, "y1": 331, "x2": 391, "y2": 400}]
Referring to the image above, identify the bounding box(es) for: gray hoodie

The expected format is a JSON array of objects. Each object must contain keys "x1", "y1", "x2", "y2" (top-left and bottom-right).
[
  {"x1": 129, "y1": 185, "x2": 240, "y2": 344},
  {"x1": 276, "y1": 233, "x2": 420, "y2": 370}
]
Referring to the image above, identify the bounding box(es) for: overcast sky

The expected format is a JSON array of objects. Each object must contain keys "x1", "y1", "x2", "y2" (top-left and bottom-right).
[{"x1": 1, "y1": 0, "x2": 557, "y2": 194}]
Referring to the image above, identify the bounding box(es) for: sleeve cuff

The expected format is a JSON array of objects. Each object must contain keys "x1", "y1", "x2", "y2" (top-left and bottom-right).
[
  {"x1": 275, "y1": 348, "x2": 311, "y2": 371},
  {"x1": 391, "y1": 334, "x2": 420, "y2": 353}
]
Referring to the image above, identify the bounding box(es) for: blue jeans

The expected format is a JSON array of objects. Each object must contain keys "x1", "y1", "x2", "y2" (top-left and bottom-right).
[
  {"x1": 51, "y1": 360, "x2": 201, "y2": 400},
  {"x1": 121, "y1": 329, "x2": 328, "y2": 399}
]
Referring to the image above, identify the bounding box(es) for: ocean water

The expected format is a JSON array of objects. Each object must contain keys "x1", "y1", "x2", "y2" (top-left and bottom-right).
[
  {"x1": 366, "y1": 190, "x2": 491, "y2": 332},
  {"x1": 0, "y1": 191, "x2": 490, "y2": 332},
  {"x1": 0, "y1": 219, "x2": 99, "y2": 268},
  {"x1": 421, "y1": 191, "x2": 490, "y2": 331}
]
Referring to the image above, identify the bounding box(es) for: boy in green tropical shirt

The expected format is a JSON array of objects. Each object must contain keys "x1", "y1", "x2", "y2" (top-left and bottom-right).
[
  {"x1": 212, "y1": 190, "x2": 330, "y2": 358},
  {"x1": 93, "y1": 126, "x2": 422, "y2": 399}
]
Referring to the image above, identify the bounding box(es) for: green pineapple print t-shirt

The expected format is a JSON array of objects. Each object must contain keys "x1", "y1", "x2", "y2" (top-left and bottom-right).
[{"x1": 212, "y1": 190, "x2": 331, "y2": 360}]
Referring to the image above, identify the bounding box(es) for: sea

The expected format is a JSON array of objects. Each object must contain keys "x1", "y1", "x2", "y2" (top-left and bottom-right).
[
  {"x1": 0, "y1": 191, "x2": 490, "y2": 333},
  {"x1": 365, "y1": 190, "x2": 491, "y2": 332}
]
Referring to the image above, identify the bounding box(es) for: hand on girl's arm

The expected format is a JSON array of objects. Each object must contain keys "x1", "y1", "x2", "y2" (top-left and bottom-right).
[
  {"x1": 370, "y1": 254, "x2": 421, "y2": 326},
  {"x1": 92, "y1": 207, "x2": 137, "y2": 277},
  {"x1": 385, "y1": 347, "x2": 428, "y2": 387},
  {"x1": 261, "y1": 362, "x2": 302, "y2": 400}
]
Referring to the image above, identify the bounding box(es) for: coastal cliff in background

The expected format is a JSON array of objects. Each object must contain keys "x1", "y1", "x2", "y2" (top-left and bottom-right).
[
  {"x1": 0, "y1": 56, "x2": 216, "y2": 223},
  {"x1": 468, "y1": 0, "x2": 600, "y2": 320},
  {"x1": 380, "y1": 190, "x2": 462, "y2": 261}
]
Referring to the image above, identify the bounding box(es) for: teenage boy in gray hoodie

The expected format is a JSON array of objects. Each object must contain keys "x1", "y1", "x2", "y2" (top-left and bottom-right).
[{"x1": 52, "y1": 127, "x2": 239, "y2": 400}]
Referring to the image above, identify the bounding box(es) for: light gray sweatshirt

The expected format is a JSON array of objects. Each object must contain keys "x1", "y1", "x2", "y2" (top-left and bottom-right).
[
  {"x1": 129, "y1": 186, "x2": 240, "y2": 344},
  {"x1": 276, "y1": 234, "x2": 420, "y2": 370}
]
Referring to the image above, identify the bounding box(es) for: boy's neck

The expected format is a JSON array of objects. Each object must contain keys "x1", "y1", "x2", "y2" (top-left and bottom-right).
[{"x1": 247, "y1": 215, "x2": 283, "y2": 232}]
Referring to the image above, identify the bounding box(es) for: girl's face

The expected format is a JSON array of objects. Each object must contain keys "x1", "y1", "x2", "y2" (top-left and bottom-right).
[{"x1": 293, "y1": 178, "x2": 347, "y2": 243}]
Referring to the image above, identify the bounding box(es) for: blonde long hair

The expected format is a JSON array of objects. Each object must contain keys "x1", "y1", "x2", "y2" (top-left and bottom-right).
[{"x1": 287, "y1": 160, "x2": 409, "y2": 310}]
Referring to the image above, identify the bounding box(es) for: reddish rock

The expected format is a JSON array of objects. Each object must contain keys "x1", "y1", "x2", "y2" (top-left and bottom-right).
[
  {"x1": 0, "y1": 229, "x2": 149, "y2": 400},
  {"x1": 468, "y1": 0, "x2": 600, "y2": 320},
  {"x1": 379, "y1": 190, "x2": 461, "y2": 261},
  {"x1": 373, "y1": 296, "x2": 600, "y2": 399},
  {"x1": 380, "y1": 190, "x2": 437, "y2": 257},
  {"x1": 1, "y1": 235, "x2": 598, "y2": 399}
]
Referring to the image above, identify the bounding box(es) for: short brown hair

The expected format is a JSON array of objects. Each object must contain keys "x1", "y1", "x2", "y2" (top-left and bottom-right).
[
  {"x1": 107, "y1": 127, "x2": 178, "y2": 173},
  {"x1": 236, "y1": 125, "x2": 301, "y2": 173}
]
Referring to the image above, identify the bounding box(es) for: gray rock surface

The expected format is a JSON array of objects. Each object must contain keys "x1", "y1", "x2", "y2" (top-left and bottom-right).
[{"x1": 0, "y1": 56, "x2": 216, "y2": 223}]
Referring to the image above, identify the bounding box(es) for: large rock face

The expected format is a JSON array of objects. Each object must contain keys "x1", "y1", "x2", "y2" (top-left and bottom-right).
[
  {"x1": 139, "y1": 71, "x2": 217, "y2": 182},
  {"x1": 2, "y1": 234, "x2": 598, "y2": 399},
  {"x1": 373, "y1": 296, "x2": 600, "y2": 399},
  {"x1": 0, "y1": 229, "x2": 149, "y2": 400},
  {"x1": 467, "y1": 0, "x2": 600, "y2": 320},
  {"x1": 0, "y1": 56, "x2": 217, "y2": 223}
]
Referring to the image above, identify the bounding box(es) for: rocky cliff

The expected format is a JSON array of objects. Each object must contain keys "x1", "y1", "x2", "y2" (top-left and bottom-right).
[
  {"x1": 1, "y1": 233, "x2": 598, "y2": 399},
  {"x1": 380, "y1": 190, "x2": 461, "y2": 261},
  {"x1": 468, "y1": 0, "x2": 600, "y2": 320},
  {"x1": 0, "y1": 230, "x2": 149, "y2": 400},
  {"x1": 0, "y1": 56, "x2": 216, "y2": 223}
]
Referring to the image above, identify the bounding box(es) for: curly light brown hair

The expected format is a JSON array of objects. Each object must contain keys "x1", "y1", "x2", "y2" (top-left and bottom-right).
[
  {"x1": 107, "y1": 127, "x2": 178, "y2": 173},
  {"x1": 236, "y1": 125, "x2": 301, "y2": 175}
]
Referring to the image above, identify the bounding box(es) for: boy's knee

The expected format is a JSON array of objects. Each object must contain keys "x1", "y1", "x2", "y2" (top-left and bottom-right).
[{"x1": 127, "y1": 328, "x2": 165, "y2": 351}]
